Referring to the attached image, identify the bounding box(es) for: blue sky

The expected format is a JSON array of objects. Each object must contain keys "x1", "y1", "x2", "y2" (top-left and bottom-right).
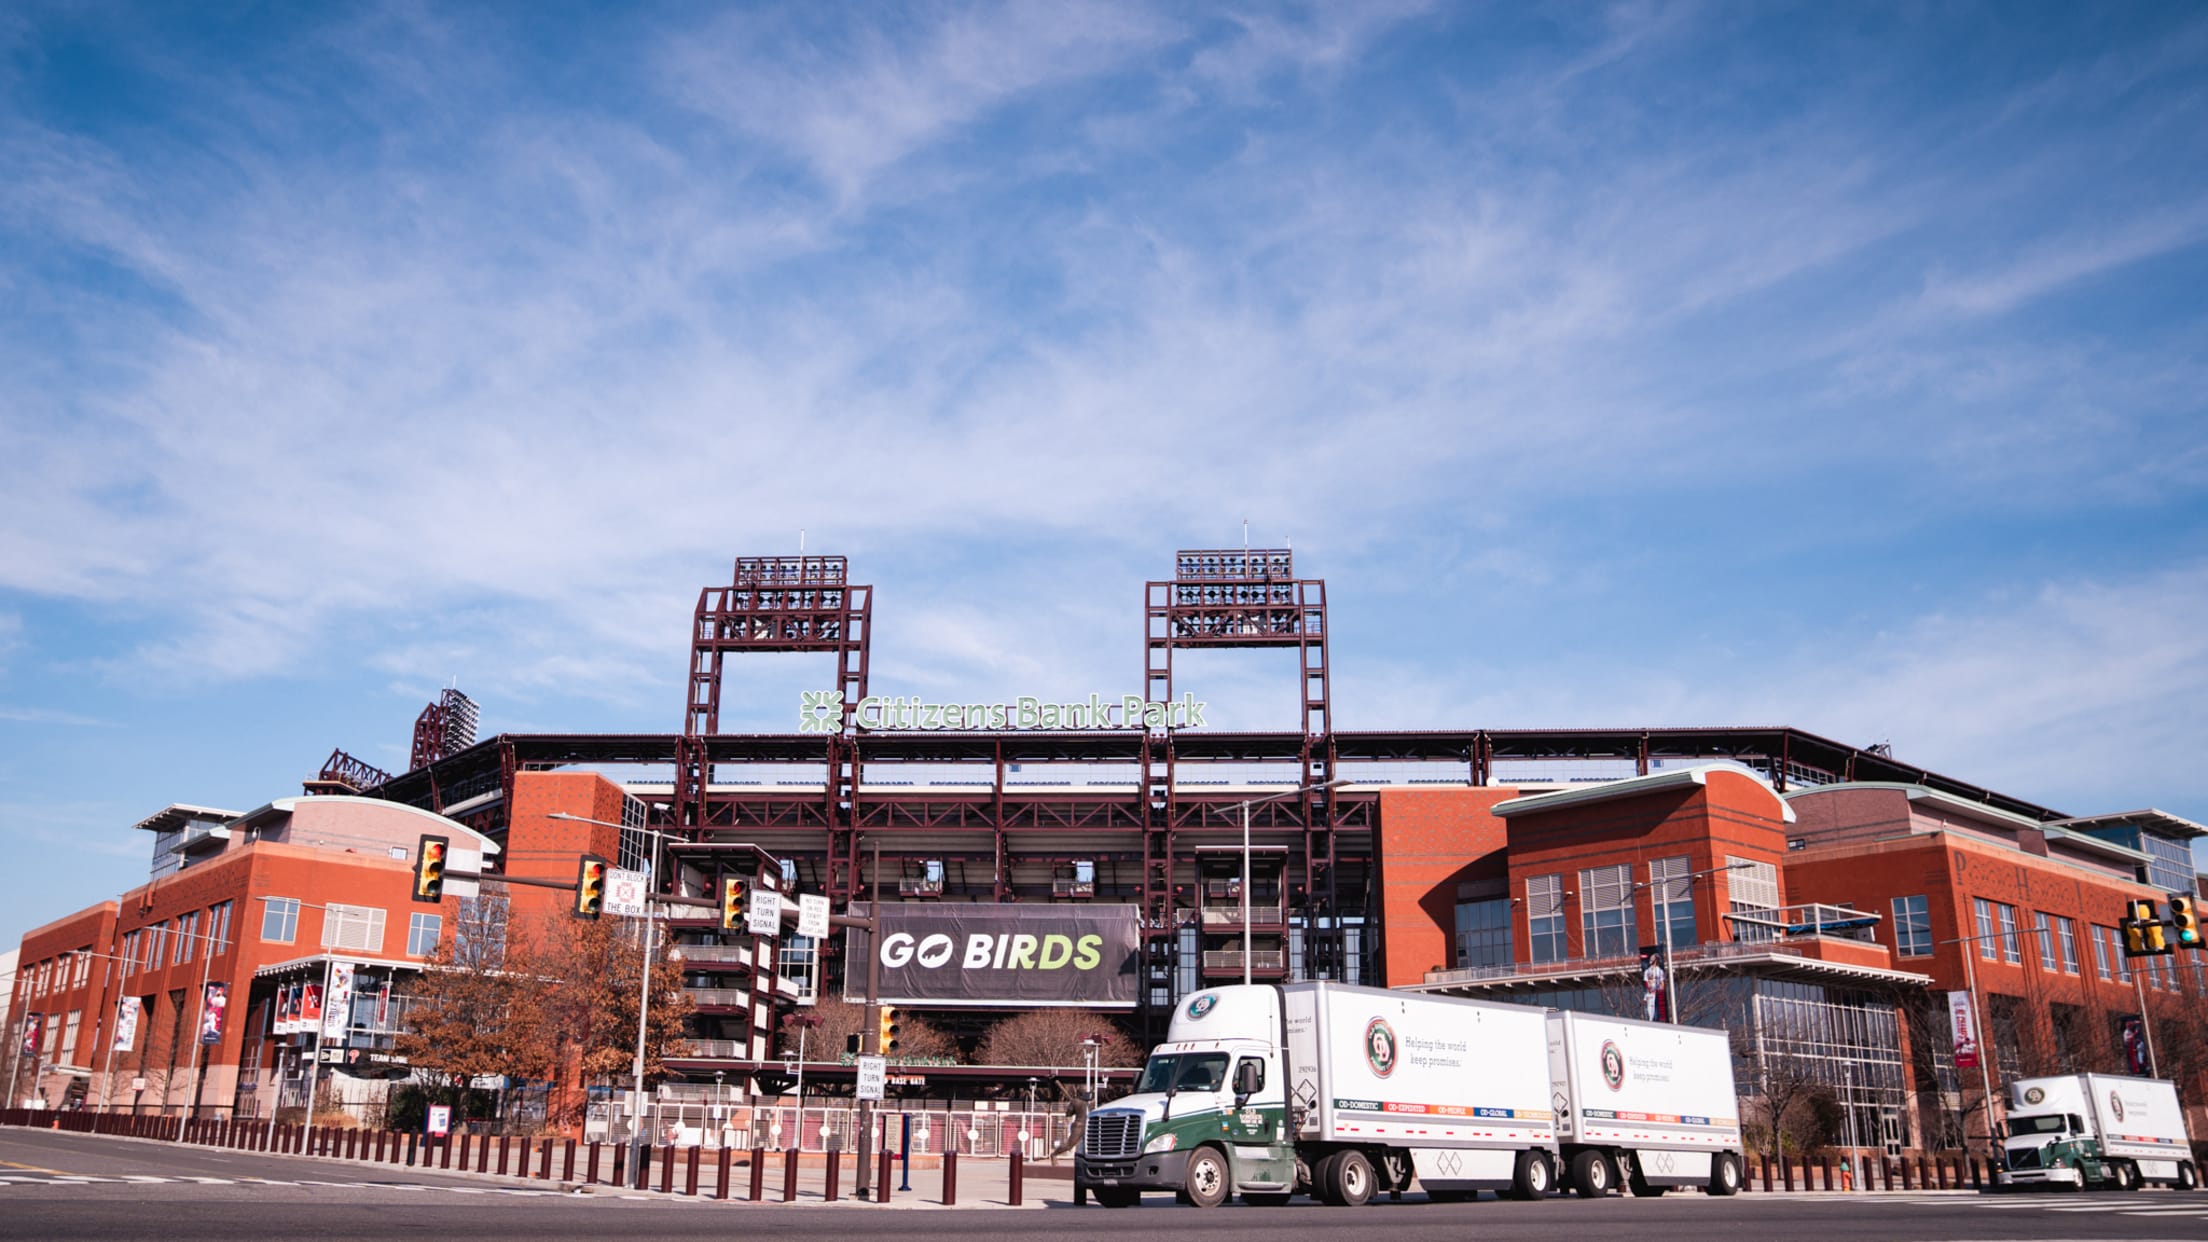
[{"x1": 2, "y1": 2, "x2": 2205, "y2": 953}]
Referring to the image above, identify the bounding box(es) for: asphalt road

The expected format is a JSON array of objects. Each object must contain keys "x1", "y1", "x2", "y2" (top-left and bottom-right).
[{"x1": 6, "y1": 1128, "x2": 2208, "y2": 1240}]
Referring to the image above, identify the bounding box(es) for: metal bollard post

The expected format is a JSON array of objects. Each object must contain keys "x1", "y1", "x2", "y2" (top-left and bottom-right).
[
  {"x1": 497, "y1": 1136, "x2": 511, "y2": 1176},
  {"x1": 943, "y1": 1149, "x2": 957, "y2": 1206},
  {"x1": 720, "y1": 1146, "x2": 736, "y2": 1201},
  {"x1": 375, "y1": 1131, "x2": 388, "y2": 1163},
  {"x1": 1819, "y1": 1157, "x2": 1831, "y2": 1190},
  {"x1": 826, "y1": 1150, "x2": 841, "y2": 1202},
  {"x1": 747, "y1": 1147, "x2": 763, "y2": 1201},
  {"x1": 783, "y1": 1147, "x2": 800, "y2": 1203},
  {"x1": 878, "y1": 1143, "x2": 894, "y2": 1204},
  {"x1": 900, "y1": 1114, "x2": 912, "y2": 1192},
  {"x1": 1969, "y1": 1157, "x2": 1982, "y2": 1191},
  {"x1": 609, "y1": 1143, "x2": 624, "y2": 1188},
  {"x1": 686, "y1": 1146, "x2": 700, "y2": 1196},
  {"x1": 564, "y1": 1139, "x2": 576, "y2": 1182},
  {"x1": 1009, "y1": 1149, "x2": 1024, "y2": 1206},
  {"x1": 587, "y1": 1141, "x2": 601, "y2": 1185},
  {"x1": 660, "y1": 1145, "x2": 675, "y2": 1194}
]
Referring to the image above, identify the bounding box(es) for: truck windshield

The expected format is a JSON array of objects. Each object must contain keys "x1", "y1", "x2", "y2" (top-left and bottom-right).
[
  {"x1": 2011, "y1": 1115, "x2": 2069, "y2": 1136},
  {"x1": 1135, "y1": 1053, "x2": 1230, "y2": 1095}
]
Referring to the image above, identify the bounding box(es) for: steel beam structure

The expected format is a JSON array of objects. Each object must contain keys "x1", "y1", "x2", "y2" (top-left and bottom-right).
[
  {"x1": 1143, "y1": 550, "x2": 1338, "y2": 1004},
  {"x1": 678, "y1": 555, "x2": 872, "y2": 907}
]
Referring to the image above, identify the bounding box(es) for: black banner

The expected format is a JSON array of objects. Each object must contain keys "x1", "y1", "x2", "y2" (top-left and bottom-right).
[{"x1": 844, "y1": 903, "x2": 1142, "y2": 1008}]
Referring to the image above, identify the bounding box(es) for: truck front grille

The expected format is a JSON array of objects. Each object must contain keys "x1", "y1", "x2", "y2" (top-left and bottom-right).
[
  {"x1": 1084, "y1": 1112, "x2": 1142, "y2": 1159},
  {"x1": 2006, "y1": 1147, "x2": 2042, "y2": 1170}
]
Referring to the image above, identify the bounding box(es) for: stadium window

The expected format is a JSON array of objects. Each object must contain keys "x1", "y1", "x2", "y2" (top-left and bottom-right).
[
  {"x1": 1526, "y1": 875, "x2": 1566, "y2": 964},
  {"x1": 261, "y1": 898, "x2": 300, "y2": 945},
  {"x1": 1891, "y1": 895, "x2": 1932, "y2": 956}
]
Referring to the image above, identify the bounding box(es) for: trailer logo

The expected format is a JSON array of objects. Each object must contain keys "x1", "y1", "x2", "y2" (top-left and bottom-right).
[
  {"x1": 1186, "y1": 995, "x2": 1217, "y2": 1021},
  {"x1": 2023, "y1": 1087, "x2": 2046, "y2": 1105},
  {"x1": 1365, "y1": 1018, "x2": 1398, "y2": 1079},
  {"x1": 2109, "y1": 1090, "x2": 2125, "y2": 1123},
  {"x1": 1600, "y1": 1040, "x2": 1627, "y2": 1091}
]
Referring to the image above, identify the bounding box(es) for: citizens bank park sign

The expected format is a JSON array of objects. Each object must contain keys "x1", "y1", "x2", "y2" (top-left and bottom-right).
[
  {"x1": 845, "y1": 904, "x2": 1143, "y2": 1008},
  {"x1": 799, "y1": 689, "x2": 1206, "y2": 733}
]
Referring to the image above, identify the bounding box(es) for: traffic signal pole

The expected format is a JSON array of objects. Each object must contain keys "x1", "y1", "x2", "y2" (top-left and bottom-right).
[{"x1": 857, "y1": 839, "x2": 881, "y2": 1199}]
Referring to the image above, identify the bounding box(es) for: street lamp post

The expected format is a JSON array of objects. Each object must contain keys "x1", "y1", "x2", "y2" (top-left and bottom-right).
[
  {"x1": 1233, "y1": 778, "x2": 1350, "y2": 985},
  {"x1": 1629, "y1": 861, "x2": 1752, "y2": 1024},
  {"x1": 549, "y1": 810, "x2": 677, "y2": 1188},
  {"x1": 1938, "y1": 926, "x2": 2013, "y2": 1159}
]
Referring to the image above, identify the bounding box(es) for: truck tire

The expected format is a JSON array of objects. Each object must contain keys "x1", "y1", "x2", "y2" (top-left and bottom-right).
[
  {"x1": 1185, "y1": 1147, "x2": 1232, "y2": 1209},
  {"x1": 1707, "y1": 1152, "x2": 1743, "y2": 1197},
  {"x1": 1570, "y1": 1149, "x2": 1616, "y2": 1198},
  {"x1": 1508, "y1": 1150, "x2": 1554, "y2": 1200},
  {"x1": 2179, "y1": 1162, "x2": 2199, "y2": 1191},
  {"x1": 1627, "y1": 1161, "x2": 1669, "y2": 1197},
  {"x1": 1318, "y1": 1150, "x2": 1375, "y2": 1207},
  {"x1": 2112, "y1": 1161, "x2": 2139, "y2": 1192},
  {"x1": 1093, "y1": 1186, "x2": 1141, "y2": 1208}
]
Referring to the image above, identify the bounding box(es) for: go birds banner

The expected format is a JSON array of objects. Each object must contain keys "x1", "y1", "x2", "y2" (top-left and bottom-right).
[{"x1": 844, "y1": 903, "x2": 1141, "y2": 1008}]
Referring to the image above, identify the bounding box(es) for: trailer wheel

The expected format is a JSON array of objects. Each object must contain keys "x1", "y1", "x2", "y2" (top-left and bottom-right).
[
  {"x1": 1570, "y1": 1149, "x2": 1617, "y2": 1198},
  {"x1": 1627, "y1": 1159, "x2": 1669, "y2": 1198},
  {"x1": 1707, "y1": 1152, "x2": 1743, "y2": 1197},
  {"x1": 1185, "y1": 1147, "x2": 1232, "y2": 1209},
  {"x1": 2112, "y1": 1161, "x2": 2140, "y2": 1192},
  {"x1": 1508, "y1": 1150, "x2": 1554, "y2": 1200},
  {"x1": 1093, "y1": 1186, "x2": 1141, "y2": 1208},
  {"x1": 1317, "y1": 1150, "x2": 1375, "y2": 1207},
  {"x1": 2179, "y1": 1162, "x2": 2198, "y2": 1191}
]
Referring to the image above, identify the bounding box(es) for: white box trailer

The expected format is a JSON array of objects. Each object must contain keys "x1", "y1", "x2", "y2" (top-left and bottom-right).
[
  {"x1": 1999, "y1": 1073, "x2": 2199, "y2": 1191},
  {"x1": 1075, "y1": 982, "x2": 1561, "y2": 1208},
  {"x1": 1285, "y1": 980, "x2": 1560, "y2": 1202},
  {"x1": 1547, "y1": 1010, "x2": 1746, "y2": 1197}
]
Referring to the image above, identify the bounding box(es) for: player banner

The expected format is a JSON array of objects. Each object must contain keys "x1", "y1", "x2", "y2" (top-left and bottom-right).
[
  {"x1": 113, "y1": 996, "x2": 141, "y2": 1052},
  {"x1": 323, "y1": 962, "x2": 354, "y2": 1040},
  {"x1": 1948, "y1": 990, "x2": 1980, "y2": 1070},
  {"x1": 199, "y1": 981, "x2": 229, "y2": 1045}
]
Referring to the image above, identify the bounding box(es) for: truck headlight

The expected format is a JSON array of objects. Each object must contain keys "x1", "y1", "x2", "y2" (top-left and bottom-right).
[{"x1": 1144, "y1": 1133, "x2": 1178, "y2": 1153}]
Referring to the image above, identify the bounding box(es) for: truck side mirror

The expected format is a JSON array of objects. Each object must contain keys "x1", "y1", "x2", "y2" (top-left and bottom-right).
[{"x1": 1234, "y1": 1059, "x2": 1263, "y2": 1098}]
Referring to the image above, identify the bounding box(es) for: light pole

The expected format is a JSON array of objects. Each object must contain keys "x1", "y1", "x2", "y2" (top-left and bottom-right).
[
  {"x1": 1629, "y1": 861, "x2": 1752, "y2": 1024},
  {"x1": 1232, "y1": 778, "x2": 1350, "y2": 985},
  {"x1": 1937, "y1": 926, "x2": 2012, "y2": 1159},
  {"x1": 549, "y1": 810, "x2": 679, "y2": 1187}
]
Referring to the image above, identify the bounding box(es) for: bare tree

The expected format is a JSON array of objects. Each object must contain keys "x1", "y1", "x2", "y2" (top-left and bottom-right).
[
  {"x1": 771, "y1": 995, "x2": 957, "y2": 1063},
  {"x1": 973, "y1": 1009, "x2": 1142, "y2": 1076}
]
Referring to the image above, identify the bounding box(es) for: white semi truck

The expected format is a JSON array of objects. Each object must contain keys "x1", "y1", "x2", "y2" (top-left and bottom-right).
[
  {"x1": 1997, "y1": 1073, "x2": 2198, "y2": 1192},
  {"x1": 1548, "y1": 1010, "x2": 1747, "y2": 1197},
  {"x1": 1075, "y1": 982, "x2": 1744, "y2": 1207}
]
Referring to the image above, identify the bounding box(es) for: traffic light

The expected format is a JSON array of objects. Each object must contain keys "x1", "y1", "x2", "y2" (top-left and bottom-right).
[
  {"x1": 574, "y1": 855, "x2": 607, "y2": 920},
  {"x1": 2125, "y1": 898, "x2": 2173, "y2": 956},
  {"x1": 878, "y1": 1005, "x2": 901, "y2": 1056},
  {"x1": 721, "y1": 876, "x2": 745, "y2": 932},
  {"x1": 412, "y1": 835, "x2": 449, "y2": 904},
  {"x1": 2169, "y1": 893, "x2": 2202, "y2": 949}
]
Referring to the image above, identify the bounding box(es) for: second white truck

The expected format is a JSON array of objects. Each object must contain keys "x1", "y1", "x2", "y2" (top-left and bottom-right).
[{"x1": 1998, "y1": 1073, "x2": 2198, "y2": 1191}]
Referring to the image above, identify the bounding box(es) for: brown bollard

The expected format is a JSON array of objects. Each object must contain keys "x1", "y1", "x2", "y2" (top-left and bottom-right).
[
  {"x1": 496, "y1": 1135, "x2": 510, "y2": 1176},
  {"x1": 1969, "y1": 1157, "x2": 1982, "y2": 1190},
  {"x1": 719, "y1": 1146, "x2": 735, "y2": 1201},
  {"x1": 686, "y1": 1145, "x2": 701, "y2": 1196},
  {"x1": 825, "y1": 1150, "x2": 841, "y2": 1202},
  {"x1": 375, "y1": 1130, "x2": 388, "y2": 1162},
  {"x1": 563, "y1": 1139, "x2": 576, "y2": 1182},
  {"x1": 879, "y1": 1144, "x2": 894, "y2": 1204},
  {"x1": 660, "y1": 1145, "x2": 676, "y2": 1194},
  {"x1": 783, "y1": 1148, "x2": 800, "y2": 1203},
  {"x1": 407, "y1": 1132, "x2": 420, "y2": 1166},
  {"x1": 610, "y1": 1143, "x2": 626, "y2": 1188},
  {"x1": 943, "y1": 1149, "x2": 957, "y2": 1206},
  {"x1": 1009, "y1": 1149, "x2": 1024, "y2": 1206},
  {"x1": 540, "y1": 1138, "x2": 554, "y2": 1180},
  {"x1": 1820, "y1": 1157, "x2": 1832, "y2": 1190},
  {"x1": 746, "y1": 1147, "x2": 762, "y2": 1201},
  {"x1": 587, "y1": 1141, "x2": 601, "y2": 1185},
  {"x1": 477, "y1": 1132, "x2": 492, "y2": 1174}
]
